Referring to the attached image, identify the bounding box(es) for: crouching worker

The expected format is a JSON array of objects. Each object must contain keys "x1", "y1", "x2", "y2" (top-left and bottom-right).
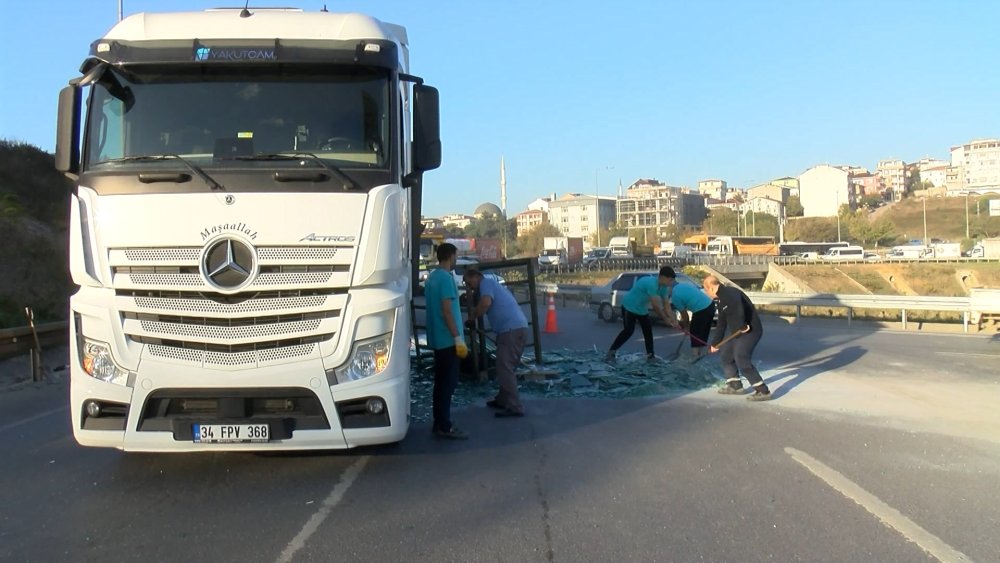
[
  {"x1": 463, "y1": 268, "x2": 528, "y2": 418},
  {"x1": 702, "y1": 275, "x2": 771, "y2": 401}
]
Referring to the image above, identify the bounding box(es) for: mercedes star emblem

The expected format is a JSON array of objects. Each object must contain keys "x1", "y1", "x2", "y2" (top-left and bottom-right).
[{"x1": 201, "y1": 238, "x2": 257, "y2": 292}]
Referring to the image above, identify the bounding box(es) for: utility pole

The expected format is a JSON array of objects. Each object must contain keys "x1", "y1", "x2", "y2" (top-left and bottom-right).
[
  {"x1": 118, "y1": 0, "x2": 123, "y2": 21},
  {"x1": 594, "y1": 165, "x2": 613, "y2": 247},
  {"x1": 965, "y1": 191, "x2": 970, "y2": 239},
  {"x1": 922, "y1": 197, "x2": 928, "y2": 246}
]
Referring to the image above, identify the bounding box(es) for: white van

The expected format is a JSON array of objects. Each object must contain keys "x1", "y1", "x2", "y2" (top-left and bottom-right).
[{"x1": 820, "y1": 245, "x2": 865, "y2": 261}]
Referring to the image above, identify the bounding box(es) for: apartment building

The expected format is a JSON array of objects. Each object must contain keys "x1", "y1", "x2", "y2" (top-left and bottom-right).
[
  {"x1": 547, "y1": 193, "x2": 616, "y2": 239},
  {"x1": 876, "y1": 159, "x2": 908, "y2": 201},
  {"x1": 798, "y1": 165, "x2": 853, "y2": 217},
  {"x1": 747, "y1": 182, "x2": 790, "y2": 205},
  {"x1": 617, "y1": 179, "x2": 706, "y2": 240},
  {"x1": 515, "y1": 209, "x2": 548, "y2": 237},
  {"x1": 949, "y1": 138, "x2": 1000, "y2": 194},
  {"x1": 697, "y1": 179, "x2": 728, "y2": 201}
]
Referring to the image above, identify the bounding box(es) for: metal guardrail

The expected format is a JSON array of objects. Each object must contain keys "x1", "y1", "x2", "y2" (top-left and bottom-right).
[
  {"x1": 532, "y1": 282, "x2": 997, "y2": 333},
  {"x1": 745, "y1": 292, "x2": 977, "y2": 331},
  {"x1": 0, "y1": 321, "x2": 69, "y2": 361}
]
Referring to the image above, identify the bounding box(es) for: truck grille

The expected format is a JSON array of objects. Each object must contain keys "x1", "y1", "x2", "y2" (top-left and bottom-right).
[{"x1": 110, "y1": 246, "x2": 353, "y2": 368}]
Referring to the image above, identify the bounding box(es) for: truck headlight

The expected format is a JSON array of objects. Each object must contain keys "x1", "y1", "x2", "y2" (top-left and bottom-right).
[
  {"x1": 334, "y1": 333, "x2": 392, "y2": 383},
  {"x1": 81, "y1": 339, "x2": 130, "y2": 386}
]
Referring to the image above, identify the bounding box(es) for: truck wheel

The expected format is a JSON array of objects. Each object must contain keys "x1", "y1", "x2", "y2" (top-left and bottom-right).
[{"x1": 598, "y1": 303, "x2": 615, "y2": 323}]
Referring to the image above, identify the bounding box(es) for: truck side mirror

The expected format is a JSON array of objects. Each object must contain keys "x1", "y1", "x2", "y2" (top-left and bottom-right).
[
  {"x1": 55, "y1": 85, "x2": 81, "y2": 175},
  {"x1": 412, "y1": 84, "x2": 441, "y2": 172}
]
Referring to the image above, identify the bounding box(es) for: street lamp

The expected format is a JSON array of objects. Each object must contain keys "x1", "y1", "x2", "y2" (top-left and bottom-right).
[
  {"x1": 595, "y1": 165, "x2": 613, "y2": 247},
  {"x1": 922, "y1": 197, "x2": 928, "y2": 246},
  {"x1": 965, "y1": 191, "x2": 970, "y2": 239},
  {"x1": 836, "y1": 191, "x2": 841, "y2": 242}
]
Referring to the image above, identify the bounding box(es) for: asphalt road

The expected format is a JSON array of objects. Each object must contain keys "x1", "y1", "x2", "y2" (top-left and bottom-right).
[{"x1": 2, "y1": 308, "x2": 998, "y2": 563}]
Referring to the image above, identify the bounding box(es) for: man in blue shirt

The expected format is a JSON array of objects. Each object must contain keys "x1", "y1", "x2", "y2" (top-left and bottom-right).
[
  {"x1": 463, "y1": 268, "x2": 529, "y2": 417},
  {"x1": 423, "y1": 243, "x2": 469, "y2": 439},
  {"x1": 662, "y1": 266, "x2": 716, "y2": 359},
  {"x1": 605, "y1": 266, "x2": 681, "y2": 363}
]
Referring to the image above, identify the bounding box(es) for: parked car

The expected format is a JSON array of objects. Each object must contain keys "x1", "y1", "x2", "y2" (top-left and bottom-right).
[{"x1": 590, "y1": 271, "x2": 701, "y2": 323}]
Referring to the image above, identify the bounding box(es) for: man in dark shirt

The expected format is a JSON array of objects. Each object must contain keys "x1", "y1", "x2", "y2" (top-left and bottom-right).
[{"x1": 702, "y1": 275, "x2": 772, "y2": 401}]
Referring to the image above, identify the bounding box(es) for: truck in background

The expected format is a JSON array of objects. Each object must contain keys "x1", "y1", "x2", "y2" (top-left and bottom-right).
[
  {"x1": 607, "y1": 236, "x2": 654, "y2": 258},
  {"x1": 968, "y1": 238, "x2": 1000, "y2": 259},
  {"x1": 538, "y1": 236, "x2": 583, "y2": 271},
  {"x1": 706, "y1": 236, "x2": 778, "y2": 256},
  {"x1": 658, "y1": 242, "x2": 694, "y2": 258},
  {"x1": 928, "y1": 242, "x2": 961, "y2": 259},
  {"x1": 888, "y1": 244, "x2": 932, "y2": 259},
  {"x1": 56, "y1": 8, "x2": 441, "y2": 451}
]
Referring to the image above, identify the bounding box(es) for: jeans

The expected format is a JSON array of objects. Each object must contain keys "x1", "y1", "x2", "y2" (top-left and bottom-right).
[
  {"x1": 609, "y1": 307, "x2": 654, "y2": 356},
  {"x1": 432, "y1": 346, "x2": 459, "y2": 431}
]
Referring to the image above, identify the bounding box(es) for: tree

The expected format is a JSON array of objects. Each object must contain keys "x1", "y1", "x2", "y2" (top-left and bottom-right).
[
  {"x1": 743, "y1": 212, "x2": 779, "y2": 238},
  {"x1": 784, "y1": 217, "x2": 838, "y2": 242},
  {"x1": 786, "y1": 195, "x2": 804, "y2": 217},
  {"x1": 704, "y1": 208, "x2": 739, "y2": 235},
  {"x1": 590, "y1": 222, "x2": 628, "y2": 247},
  {"x1": 464, "y1": 212, "x2": 511, "y2": 240},
  {"x1": 859, "y1": 195, "x2": 882, "y2": 210},
  {"x1": 515, "y1": 223, "x2": 561, "y2": 256},
  {"x1": 904, "y1": 168, "x2": 921, "y2": 196},
  {"x1": 847, "y1": 211, "x2": 897, "y2": 247}
]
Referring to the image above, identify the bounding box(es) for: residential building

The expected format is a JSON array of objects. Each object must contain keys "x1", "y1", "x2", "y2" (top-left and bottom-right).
[
  {"x1": 747, "y1": 182, "x2": 790, "y2": 205},
  {"x1": 949, "y1": 138, "x2": 1000, "y2": 195},
  {"x1": 770, "y1": 177, "x2": 800, "y2": 198},
  {"x1": 798, "y1": 165, "x2": 853, "y2": 217},
  {"x1": 705, "y1": 198, "x2": 740, "y2": 212},
  {"x1": 850, "y1": 172, "x2": 883, "y2": 198},
  {"x1": 617, "y1": 179, "x2": 706, "y2": 241},
  {"x1": 697, "y1": 179, "x2": 728, "y2": 201},
  {"x1": 515, "y1": 209, "x2": 548, "y2": 237},
  {"x1": 546, "y1": 193, "x2": 616, "y2": 239},
  {"x1": 920, "y1": 165, "x2": 948, "y2": 188},
  {"x1": 741, "y1": 196, "x2": 784, "y2": 218},
  {"x1": 876, "y1": 159, "x2": 908, "y2": 201},
  {"x1": 526, "y1": 195, "x2": 554, "y2": 212},
  {"x1": 421, "y1": 217, "x2": 444, "y2": 231},
  {"x1": 440, "y1": 213, "x2": 474, "y2": 230}
]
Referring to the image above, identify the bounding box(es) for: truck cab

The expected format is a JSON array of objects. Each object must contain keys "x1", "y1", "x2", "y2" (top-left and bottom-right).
[{"x1": 55, "y1": 8, "x2": 441, "y2": 451}]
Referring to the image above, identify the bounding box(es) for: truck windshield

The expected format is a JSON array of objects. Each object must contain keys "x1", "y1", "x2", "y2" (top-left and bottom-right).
[{"x1": 84, "y1": 65, "x2": 391, "y2": 174}]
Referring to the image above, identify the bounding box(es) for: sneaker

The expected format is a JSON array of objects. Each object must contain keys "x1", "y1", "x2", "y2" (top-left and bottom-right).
[
  {"x1": 717, "y1": 386, "x2": 744, "y2": 395},
  {"x1": 747, "y1": 391, "x2": 772, "y2": 402},
  {"x1": 494, "y1": 409, "x2": 524, "y2": 418},
  {"x1": 646, "y1": 355, "x2": 658, "y2": 364},
  {"x1": 604, "y1": 351, "x2": 617, "y2": 365},
  {"x1": 433, "y1": 426, "x2": 469, "y2": 440}
]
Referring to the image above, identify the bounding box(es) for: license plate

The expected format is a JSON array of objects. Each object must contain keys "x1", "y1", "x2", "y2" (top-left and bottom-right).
[{"x1": 192, "y1": 423, "x2": 269, "y2": 443}]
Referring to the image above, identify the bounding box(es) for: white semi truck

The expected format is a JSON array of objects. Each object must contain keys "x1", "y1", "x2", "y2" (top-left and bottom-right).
[{"x1": 55, "y1": 8, "x2": 441, "y2": 451}]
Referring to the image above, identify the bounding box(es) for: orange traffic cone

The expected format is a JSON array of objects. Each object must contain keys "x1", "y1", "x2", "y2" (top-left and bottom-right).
[{"x1": 544, "y1": 292, "x2": 559, "y2": 333}]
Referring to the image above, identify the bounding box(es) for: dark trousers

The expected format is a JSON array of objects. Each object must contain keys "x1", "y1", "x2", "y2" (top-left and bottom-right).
[
  {"x1": 688, "y1": 302, "x2": 716, "y2": 349},
  {"x1": 609, "y1": 307, "x2": 655, "y2": 356},
  {"x1": 719, "y1": 325, "x2": 768, "y2": 392},
  {"x1": 432, "y1": 347, "x2": 459, "y2": 432}
]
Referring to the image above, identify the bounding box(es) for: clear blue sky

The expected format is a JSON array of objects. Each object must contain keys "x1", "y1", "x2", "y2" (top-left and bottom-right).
[{"x1": 2, "y1": 1, "x2": 998, "y2": 217}]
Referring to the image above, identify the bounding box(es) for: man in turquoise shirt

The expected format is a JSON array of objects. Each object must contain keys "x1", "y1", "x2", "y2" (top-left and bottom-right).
[
  {"x1": 605, "y1": 266, "x2": 680, "y2": 363},
  {"x1": 423, "y1": 243, "x2": 468, "y2": 439},
  {"x1": 663, "y1": 266, "x2": 716, "y2": 359}
]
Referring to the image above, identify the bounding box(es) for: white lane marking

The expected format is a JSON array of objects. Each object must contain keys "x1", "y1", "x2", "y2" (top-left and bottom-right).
[
  {"x1": 0, "y1": 406, "x2": 68, "y2": 434},
  {"x1": 276, "y1": 455, "x2": 370, "y2": 563},
  {"x1": 785, "y1": 447, "x2": 971, "y2": 563},
  {"x1": 934, "y1": 351, "x2": 1000, "y2": 358}
]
